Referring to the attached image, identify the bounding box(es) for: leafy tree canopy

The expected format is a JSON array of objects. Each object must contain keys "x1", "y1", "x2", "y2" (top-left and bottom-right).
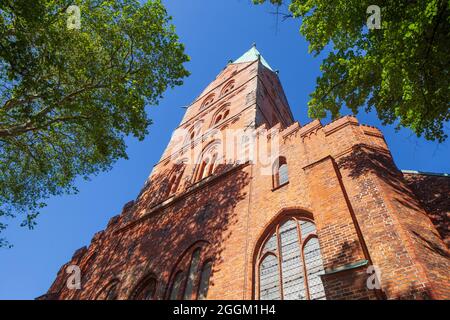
[
  {"x1": 0, "y1": 0, "x2": 189, "y2": 247},
  {"x1": 254, "y1": 0, "x2": 449, "y2": 142}
]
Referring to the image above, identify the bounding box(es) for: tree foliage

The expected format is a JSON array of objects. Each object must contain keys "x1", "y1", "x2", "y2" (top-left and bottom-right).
[
  {"x1": 0, "y1": 0, "x2": 189, "y2": 247},
  {"x1": 254, "y1": 0, "x2": 450, "y2": 142}
]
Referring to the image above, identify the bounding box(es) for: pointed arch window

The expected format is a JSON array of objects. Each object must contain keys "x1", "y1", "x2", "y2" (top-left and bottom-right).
[
  {"x1": 260, "y1": 253, "x2": 281, "y2": 300},
  {"x1": 195, "y1": 142, "x2": 221, "y2": 182},
  {"x1": 273, "y1": 156, "x2": 288, "y2": 188},
  {"x1": 211, "y1": 105, "x2": 230, "y2": 127},
  {"x1": 201, "y1": 93, "x2": 215, "y2": 110},
  {"x1": 166, "y1": 161, "x2": 187, "y2": 197},
  {"x1": 169, "y1": 272, "x2": 185, "y2": 300},
  {"x1": 183, "y1": 248, "x2": 201, "y2": 299},
  {"x1": 220, "y1": 80, "x2": 235, "y2": 96},
  {"x1": 167, "y1": 242, "x2": 213, "y2": 300},
  {"x1": 198, "y1": 261, "x2": 213, "y2": 300},
  {"x1": 131, "y1": 275, "x2": 157, "y2": 300},
  {"x1": 105, "y1": 283, "x2": 118, "y2": 300},
  {"x1": 256, "y1": 217, "x2": 326, "y2": 300},
  {"x1": 196, "y1": 152, "x2": 218, "y2": 181},
  {"x1": 186, "y1": 121, "x2": 203, "y2": 145},
  {"x1": 97, "y1": 279, "x2": 119, "y2": 300}
]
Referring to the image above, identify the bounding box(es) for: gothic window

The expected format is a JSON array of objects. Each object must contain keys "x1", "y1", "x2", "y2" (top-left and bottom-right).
[
  {"x1": 166, "y1": 175, "x2": 177, "y2": 197},
  {"x1": 169, "y1": 272, "x2": 185, "y2": 300},
  {"x1": 167, "y1": 242, "x2": 213, "y2": 300},
  {"x1": 220, "y1": 80, "x2": 235, "y2": 96},
  {"x1": 197, "y1": 261, "x2": 213, "y2": 300},
  {"x1": 131, "y1": 275, "x2": 157, "y2": 300},
  {"x1": 183, "y1": 248, "x2": 201, "y2": 299},
  {"x1": 260, "y1": 253, "x2": 281, "y2": 300},
  {"x1": 201, "y1": 93, "x2": 215, "y2": 109},
  {"x1": 186, "y1": 121, "x2": 203, "y2": 145},
  {"x1": 207, "y1": 153, "x2": 217, "y2": 176},
  {"x1": 196, "y1": 152, "x2": 218, "y2": 181},
  {"x1": 97, "y1": 280, "x2": 119, "y2": 300},
  {"x1": 279, "y1": 164, "x2": 288, "y2": 185},
  {"x1": 105, "y1": 283, "x2": 118, "y2": 300},
  {"x1": 195, "y1": 142, "x2": 221, "y2": 182},
  {"x1": 256, "y1": 216, "x2": 326, "y2": 300},
  {"x1": 211, "y1": 105, "x2": 230, "y2": 127},
  {"x1": 166, "y1": 161, "x2": 186, "y2": 197},
  {"x1": 273, "y1": 157, "x2": 288, "y2": 188},
  {"x1": 197, "y1": 158, "x2": 209, "y2": 181}
]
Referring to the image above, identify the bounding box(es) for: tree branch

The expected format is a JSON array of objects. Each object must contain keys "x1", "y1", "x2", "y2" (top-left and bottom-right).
[{"x1": 0, "y1": 83, "x2": 104, "y2": 137}]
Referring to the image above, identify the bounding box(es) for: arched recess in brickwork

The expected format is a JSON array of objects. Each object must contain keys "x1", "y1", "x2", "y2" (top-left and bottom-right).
[
  {"x1": 210, "y1": 103, "x2": 230, "y2": 128},
  {"x1": 220, "y1": 80, "x2": 235, "y2": 96},
  {"x1": 166, "y1": 159, "x2": 187, "y2": 197},
  {"x1": 129, "y1": 273, "x2": 158, "y2": 300},
  {"x1": 194, "y1": 140, "x2": 222, "y2": 182},
  {"x1": 200, "y1": 93, "x2": 215, "y2": 110},
  {"x1": 185, "y1": 120, "x2": 204, "y2": 145},
  {"x1": 165, "y1": 240, "x2": 213, "y2": 300},
  {"x1": 95, "y1": 279, "x2": 120, "y2": 300},
  {"x1": 252, "y1": 209, "x2": 326, "y2": 300}
]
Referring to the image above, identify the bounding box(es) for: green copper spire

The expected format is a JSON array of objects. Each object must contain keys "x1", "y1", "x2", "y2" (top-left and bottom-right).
[{"x1": 232, "y1": 44, "x2": 274, "y2": 71}]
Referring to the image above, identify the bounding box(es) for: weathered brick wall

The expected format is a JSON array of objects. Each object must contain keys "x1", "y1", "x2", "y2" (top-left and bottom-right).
[{"x1": 403, "y1": 173, "x2": 450, "y2": 246}]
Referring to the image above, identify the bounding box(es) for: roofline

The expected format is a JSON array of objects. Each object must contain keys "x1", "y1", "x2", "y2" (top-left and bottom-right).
[{"x1": 401, "y1": 170, "x2": 449, "y2": 177}]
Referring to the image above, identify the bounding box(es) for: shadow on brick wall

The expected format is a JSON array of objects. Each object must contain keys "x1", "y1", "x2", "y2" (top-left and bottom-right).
[
  {"x1": 403, "y1": 174, "x2": 450, "y2": 246},
  {"x1": 63, "y1": 164, "x2": 251, "y2": 299},
  {"x1": 337, "y1": 146, "x2": 448, "y2": 257},
  {"x1": 336, "y1": 146, "x2": 449, "y2": 299}
]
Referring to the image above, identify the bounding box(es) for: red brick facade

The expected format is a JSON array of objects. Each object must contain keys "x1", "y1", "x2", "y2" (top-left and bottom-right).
[
  {"x1": 403, "y1": 171, "x2": 450, "y2": 247},
  {"x1": 40, "y1": 48, "x2": 450, "y2": 300}
]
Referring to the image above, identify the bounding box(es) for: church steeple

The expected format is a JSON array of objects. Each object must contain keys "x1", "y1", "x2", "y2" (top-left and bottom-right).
[{"x1": 232, "y1": 44, "x2": 274, "y2": 72}]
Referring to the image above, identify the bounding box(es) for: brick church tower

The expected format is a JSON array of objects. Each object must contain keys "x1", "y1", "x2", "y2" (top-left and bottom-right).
[{"x1": 41, "y1": 46, "x2": 449, "y2": 300}]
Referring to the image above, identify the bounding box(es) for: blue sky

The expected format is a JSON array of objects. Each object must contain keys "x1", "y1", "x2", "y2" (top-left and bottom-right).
[{"x1": 0, "y1": 0, "x2": 448, "y2": 299}]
